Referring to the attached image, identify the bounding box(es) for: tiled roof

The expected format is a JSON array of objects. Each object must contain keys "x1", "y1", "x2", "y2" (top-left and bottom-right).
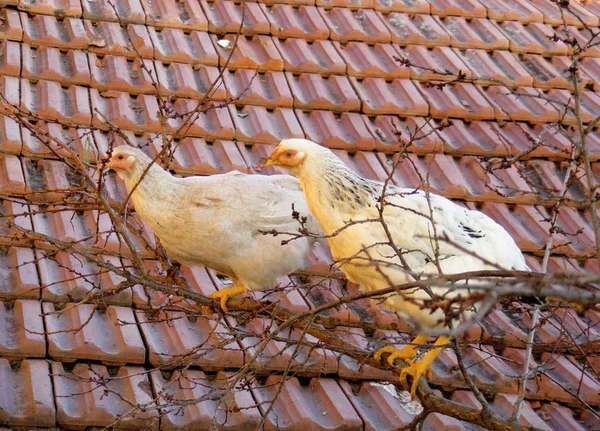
[{"x1": 0, "y1": 0, "x2": 599, "y2": 429}]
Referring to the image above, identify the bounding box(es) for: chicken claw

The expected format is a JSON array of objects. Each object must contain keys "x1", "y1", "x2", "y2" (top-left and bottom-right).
[
  {"x1": 373, "y1": 334, "x2": 430, "y2": 366},
  {"x1": 205, "y1": 285, "x2": 249, "y2": 313},
  {"x1": 399, "y1": 335, "x2": 451, "y2": 398}
]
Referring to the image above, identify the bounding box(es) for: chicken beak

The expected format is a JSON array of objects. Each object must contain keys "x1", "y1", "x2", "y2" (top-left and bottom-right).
[
  {"x1": 264, "y1": 157, "x2": 280, "y2": 167},
  {"x1": 97, "y1": 160, "x2": 113, "y2": 172}
]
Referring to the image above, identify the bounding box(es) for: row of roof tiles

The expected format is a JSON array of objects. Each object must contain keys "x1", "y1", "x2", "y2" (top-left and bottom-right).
[
  {"x1": 2, "y1": 7, "x2": 600, "y2": 58},
  {"x1": 2, "y1": 115, "x2": 598, "y2": 165},
  {"x1": 5, "y1": 0, "x2": 600, "y2": 28},
  {"x1": 2, "y1": 289, "x2": 600, "y2": 387},
  {"x1": 2, "y1": 77, "x2": 599, "y2": 150},
  {"x1": 3, "y1": 41, "x2": 600, "y2": 94},
  {"x1": 2, "y1": 357, "x2": 596, "y2": 430},
  {"x1": 1, "y1": 118, "x2": 599, "y2": 200}
]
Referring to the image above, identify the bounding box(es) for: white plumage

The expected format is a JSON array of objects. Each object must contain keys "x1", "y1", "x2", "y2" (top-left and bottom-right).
[
  {"x1": 267, "y1": 139, "x2": 528, "y2": 396},
  {"x1": 104, "y1": 146, "x2": 321, "y2": 311}
]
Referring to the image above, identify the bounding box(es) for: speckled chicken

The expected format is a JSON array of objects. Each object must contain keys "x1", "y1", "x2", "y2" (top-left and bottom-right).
[
  {"x1": 267, "y1": 139, "x2": 528, "y2": 397},
  {"x1": 103, "y1": 146, "x2": 322, "y2": 311}
]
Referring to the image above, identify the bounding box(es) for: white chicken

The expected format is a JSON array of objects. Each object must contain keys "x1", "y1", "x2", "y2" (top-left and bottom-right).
[
  {"x1": 266, "y1": 139, "x2": 528, "y2": 397},
  {"x1": 102, "y1": 146, "x2": 322, "y2": 312}
]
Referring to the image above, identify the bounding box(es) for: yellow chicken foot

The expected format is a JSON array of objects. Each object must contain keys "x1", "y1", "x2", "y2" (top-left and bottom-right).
[
  {"x1": 373, "y1": 335, "x2": 431, "y2": 366},
  {"x1": 400, "y1": 335, "x2": 452, "y2": 398},
  {"x1": 204, "y1": 285, "x2": 249, "y2": 313}
]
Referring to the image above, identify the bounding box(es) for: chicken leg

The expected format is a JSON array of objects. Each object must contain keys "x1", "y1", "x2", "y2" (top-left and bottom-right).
[
  {"x1": 207, "y1": 284, "x2": 249, "y2": 313},
  {"x1": 399, "y1": 335, "x2": 451, "y2": 398},
  {"x1": 373, "y1": 334, "x2": 431, "y2": 366}
]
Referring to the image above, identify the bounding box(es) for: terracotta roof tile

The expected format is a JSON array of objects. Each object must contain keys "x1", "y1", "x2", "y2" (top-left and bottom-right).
[
  {"x1": 0, "y1": 8, "x2": 23, "y2": 41},
  {"x1": 200, "y1": 0, "x2": 270, "y2": 35},
  {"x1": 166, "y1": 138, "x2": 250, "y2": 175},
  {"x1": 240, "y1": 317, "x2": 339, "y2": 374},
  {"x1": 433, "y1": 119, "x2": 503, "y2": 156},
  {"x1": 383, "y1": 13, "x2": 450, "y2": 46},
  {"x1": 296, "y1": 110, "x2": 376, "y2": 150},
  {"x1": 137, "y1": 309, "x2": 245, "y2": 369},
  {"x1": 154, "y1": 62, "x2": 226, "y2": 101},
  {"x1": 492, "y1": 394, "x2": 553, "y2": 430},
  {"x1": 171, "y1": 100, "x2": 236, "y2": 139},
  {"x1": 21, "y1": 14, "x2": 86, "y2": 49},
  {"x1": 340, "y1": 381, "x2": 418, "y2": 430},
  {"x1": 320, "y1": 8, "x2": 391, "y2": 43},
  {"x1": 53, "y1": 362, "x2": 158, "y2": 429},
  {"x1": 140, "y1": 0, "x2": 208, "y2": 30},
  {"x1": 373, "y1": 0, "x2": 430, "y2": 13},
  {"x1": 400, "y1": 45, "x2": 474, "y2": 81},
  {"x1": 274, "y1": 38, "x2": 346, "y2": 75},
  {"x1": 439, "y1": 16, "x2": 510, "y2": 50},
  {"x1": 0, "y1": 76, "x2": 21, "y2": 116},
  {"x1": 529, "y1": 0, "x2": 599, "y2": 28},
  {"x1": 335, "y1": 42, "x2": 409, "y2": 79},
  {"x1": 364, "y1": 115, "x2": 442, "y2": 153},
  {"x1": 89, "y1": 54, "x2": 155, "y2": 94},
  {"x1": 301, "y1": 276, "x2": 361, "y2": 324},
  {"x1": 480, "y1": 203, "x2": 546, "y2": 252},
  {"x1": 483, "y1": 85, "x2": 560, "y2": 123},
  {"x1": 149, "y1": 26, "x2": 217, "y2": 64},
  {"x1": 0, "y1": 359, "x2": 55, "y2": 428},
  {"x1": 252, "y1": 276, "x2": 313, "y2": 314},
  {"x1": 264, "y1": 4, "x2": 330, "y2": 40},
  {"x1": 36, "y1": 249, "x2": 133, "y2": 303},
  {"x1": 416, "y1": 81, "x2": 495, "y2": 121},
  {"x1": 0, "y1": 40, "x2": 21, "y2": 77},
  {"x1": 351, "y1": 77, "x2": 428, "y2": 116},
  {"x1": 91, "y1": 89, "x2": 162, "y2": 132},
  {"x1": 213, "y1": 34, "x2": 283, "y2": 71},
  {"x1": 559, "y1": 26, "x2": 600, "y2": 58},
  {"x1": 22, "y1": 44, "x2": 90, "y2": 86},
  {"x1": 500, "y1": 21, "x2": 568, "y2": 56},
  {"x1": 484, "y1": 311, "x2": 528, "y2": 347},
  {"x1": 318, "y1": 0, "x2": 374, "y2": 9},
  {"x1": 44, "y1": 303, "x2": 146, "y2": 365},
  {"x1": 252, "y1": 376, "x2": 363, "y2": 430},
  {"x1": 82, "y1": 0, "x2": 146, "y2": 24},
  {"x1": 548, "y1": 88, "x2": 600, "y2": 126},
  {"x1": 476, "y1": 0, "x2": 544, "y2": 23},
  {"x1": 336, "y1": 327, "x2": 397, "y2": 380},
  {"x1": 519, "y1": 54, "x2": 574, "y2": 90},
  {"x1": 0, "y1": 116, "x2": 22, "y2": 155},
  {"x1": 230, "y1": 105, "x2": 304, "y2": 144},
  {"x1": 538, "y1": 353, "x2": 600, "y2": 405},
  {"x1": 492, "y1": 122, "x2": 576, "y2": 160},
  {"x1": 20, "y1": 121, "x2": 92, "y2": 159},
  {"x1": 0, "y1": 199, "x2": 35, "y2": 244},
  {"x1": 460, "y1": 49, "x2": 534, "y2": 88},
  {"x1": 428, "y1": 0, "x2": 487, "y2": 18},
  {"x1": 223, "y1": 69, "x2": 293, "y2": 108},
  {"x1": 539, "y1": 404, "x2": 589, "y2": 431},
  {"x1": 21, "y1": 79, "x2": 92, "y2": 125},
  {"x1": 83, "y1": 21, "x2": 153, "y2": 58},
  {"x1": 0, "y1": 154, "x2": 27, "y2": 195},
  {"x1": 0, "y1": 300, "x2": 45, "y2": 359},
  {"x1": 559, "y1": 55, "x2": 596, "y2": 90},
  {"x1": 287, "y1": 72, "x2": 361, "y2": 112},
  {"x1": 0, "y1": 248, "x2": 37, "y2": 299},
  {"x1": 151, "y1": 370, "x2": 262, "y2": 430},
  {"x1": 17, "y1": 0, "x2": 82, "y2": 17},
  {"x1": 466, "y1": 346, "x2": 521, "y2": 392}
]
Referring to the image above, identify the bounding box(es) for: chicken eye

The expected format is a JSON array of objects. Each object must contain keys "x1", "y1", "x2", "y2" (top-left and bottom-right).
[
  {"x1": 117, "y1": 155, "x2": 124, "y2": 160},
  {"x1": 285, "y1": 151, "x2": 293, "y2": 157}
]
